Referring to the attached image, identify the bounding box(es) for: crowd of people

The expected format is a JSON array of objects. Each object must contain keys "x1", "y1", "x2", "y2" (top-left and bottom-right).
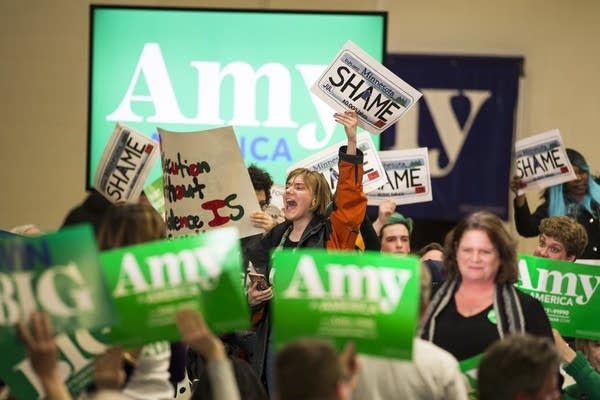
[{"x1": 2, "y1": 112, "x2": 600, "y2": 400}]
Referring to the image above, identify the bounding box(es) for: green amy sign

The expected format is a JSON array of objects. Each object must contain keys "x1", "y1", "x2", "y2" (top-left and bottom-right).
[
  {"x1": 100, "y1": 226, "x2": 249, "y2": 348},
  {"x1": 272, "y1": 249, "x2": 420, "y2": 359},
  {"x1": 516, "y1": 255, "x2": 600, "y2": 339},
  {"x1": 0, "y1": 225, "x2": 115, "y2": 399}
]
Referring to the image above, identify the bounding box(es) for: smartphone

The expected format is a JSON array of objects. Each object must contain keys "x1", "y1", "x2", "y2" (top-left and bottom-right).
[{"x1": 248, "y1": 273, "x2": 270, "y2": 291}]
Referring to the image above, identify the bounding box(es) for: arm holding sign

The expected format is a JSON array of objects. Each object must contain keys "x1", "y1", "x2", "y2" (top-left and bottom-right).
[
  {"x1": 327, "y1": 110, "x2": 368, "y2": 250},
  {"x1": 17, "y1": 312, "x2": 73, "y2": 400},
  {"x1": 176, "y1": 310, "x2": 241, "y2": 400},
  {"x1": 511, "y1": 175, "x2": 548, "y2": 237}
]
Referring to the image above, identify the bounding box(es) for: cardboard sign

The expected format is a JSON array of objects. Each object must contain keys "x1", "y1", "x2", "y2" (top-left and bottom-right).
[
  {"x1": 287, "y1": 131, "x2": 386, "y2": 194},
  {"x1": 311, "y1": 41, "x2": 422, "y2": 135},
  {"x1": 100, "y1": 227, "x2": 249, "y2": 348},
  {"x1": 0, "y1": 225, "x2": 116, "y2": 399},
  {"x1": 94, "y1": 122, "x2": 159, "y2": 203},
  {"x1": 272, "y1": 249, "x2": 420, "y2": 359},
  {"x1": 516, "y1": 255, "x2": 600, "y2": 339},
  {"x1": 514, "y1": 129, "x2": 575, "y2": 195},
  {"x1": 368, "y1": 148, "x2": 433, "y2": 205},
  {"x1": 158, "y1": 126, "x2": 263, "y2": 238}
]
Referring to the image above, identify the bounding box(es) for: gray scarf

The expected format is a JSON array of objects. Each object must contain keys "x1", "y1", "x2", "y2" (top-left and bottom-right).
[{"x1": 419, "y1": 278, "x2": 525, "y2": 341}]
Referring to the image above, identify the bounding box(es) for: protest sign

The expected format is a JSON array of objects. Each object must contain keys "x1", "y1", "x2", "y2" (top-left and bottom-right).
[
  {"x1": 100, "y1": 227, "x2": 249, "y2": 348},
  {"x1": 516, "y1": 255, "x2": 600, "y2": 339},
  {"x1": 94, "y1": 122, "x2": 159, "y2": 203},
  {"x1": 272, "y1": 249, "x2": 420, "y2": 359},
  {"x1": 287, "y1": 131, "x2": 386, "y2": 194},
  {"x1": 269, "y1": 184, "x2": 285, "y2": 212},
  {"x1": 0, "y1": 225, "x2": 115, "y2": 399},
  {"x1": 158, "y1": 126, "x2": 263, "y2": 238},
  {"x1": 144, "y1": 176, "x2": 166, "y2": 217},
  {"x1": 311, "y1": 41, "x2": 422, "y2": 135},
  {"x1": 368, "y1": 148, "x2": 432, "y2": 206},
  {"x1": 514, "y1": 129, "x2": 575, "y2": 195},
  {"x1": 459, "y1": 353, "x2": 482, "y2": 400}
]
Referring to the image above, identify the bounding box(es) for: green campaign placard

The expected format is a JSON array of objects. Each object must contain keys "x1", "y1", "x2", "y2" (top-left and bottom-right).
[
  {"x1": 272, "y1": 249, "x2": 420, "y2": 359},
  {"x1": 516, "y1": 255, "x2": 600, "y2": 339},
  {"x1": 459, "y1": 353, "x2": 482, "y2": 400},
  {"x1": 100, "y1": 226, "x2": 249, "y2": 348},
  {"x1": 0, "y1": 225, "x2": 116, "y2": 399}
]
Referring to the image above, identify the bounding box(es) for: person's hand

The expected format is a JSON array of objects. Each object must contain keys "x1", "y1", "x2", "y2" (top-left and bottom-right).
[
  {"x1": 510, "y1": 176, "x2": 527, "y2": 207},
  {"x1": 250, "y1": 210, "x2": 277, "y2": 233},
  {"x1": 377, "y1": 200, "x2": 396, "y2": 224},
  {"x1": 94, "y1": 347, "x2": 126, "y2": 390},
  {"x1": 176, "y1": 309, "x2": 225, "y2": 361},
  {"x1": 247, "y1": 278, "x2": 273, "y2": 307},
  {"x1": 334, "y1": 110, "x2": 358, "y2": 155},
  {"x1": 372, "y1": 199, "x2": 396, "y2": 236},
  {"x1": 339, "y1": 342, "x2": 360, "y2": 391},
  {"x1": 552, "y1": 329, "x2": 576, "y2": 364},
  {"x1": 17, "y1": 311, "x2": 59, "y2": 383},
  {"x1": 17, "y1": 311, "x2": 72, "y2": 400}
]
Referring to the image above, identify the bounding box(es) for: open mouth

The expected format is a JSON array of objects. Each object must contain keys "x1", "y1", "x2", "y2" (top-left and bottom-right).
[{"x1": 285, "y1": 199, "x2": 297, "y2": 210}]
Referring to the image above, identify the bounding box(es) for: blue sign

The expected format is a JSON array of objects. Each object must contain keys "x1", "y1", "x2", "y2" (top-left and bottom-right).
[{"x1": 381, "y1": 55, "x2": 522, "y2": 220}]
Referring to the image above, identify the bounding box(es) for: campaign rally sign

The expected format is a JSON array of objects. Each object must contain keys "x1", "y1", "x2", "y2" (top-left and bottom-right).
[
  {"x1": 94, "y1": 123, "x2": 159, "y2": 203},
  {"x1": 287, "y1": 131, "x2": 386, "y2": 194},
  {"x1": 516, "y1": 255, "x2": 600, "y2": 339},
  {"x1": 144, "y1": 176, "x2": 166, "y2": 217},
  {"x1": 272, "y1": 249, "x2": 420, "y2": 359},
  {"x1": 158, "y1": 126, "x2": 263, "y2": 238},
  {"x1": 368, "y1": 148, "x2": 433, "y2": 206},
  {"x1": 459, "y1": 353, "x2": 483, "y2": 399},
  {"x1": 311, "y1": 41, "x2": 422, "y2": 135},
  {"x1": 0, "y1": 225, "x2": 115, "y2": 399},
  {"x1": 100, "y1": 227, "x2": 249, "y2": 348},
  {"x1": 514, "y1": 129, "x2": 575, "y2": 195}
]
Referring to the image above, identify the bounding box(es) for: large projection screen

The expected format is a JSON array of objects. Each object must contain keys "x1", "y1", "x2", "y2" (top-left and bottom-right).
[{"x1": 88, "y1": 6, "x2": 386, "y2": 187}]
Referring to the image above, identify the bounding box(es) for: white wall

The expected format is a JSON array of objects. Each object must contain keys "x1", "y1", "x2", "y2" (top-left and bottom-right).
[{"x1": 1, "y1": 0, "x2": 598, "y2": 253}]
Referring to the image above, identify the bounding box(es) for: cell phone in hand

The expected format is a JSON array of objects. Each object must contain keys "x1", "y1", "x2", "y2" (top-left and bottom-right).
[{"x1": 248, "y1": 273, "x2": 270, "y2": 291}]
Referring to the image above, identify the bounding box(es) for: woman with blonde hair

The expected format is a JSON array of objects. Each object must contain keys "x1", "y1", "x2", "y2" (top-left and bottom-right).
[{"x1": 246, "y1": 110, "x2": 367, "y2": 395}]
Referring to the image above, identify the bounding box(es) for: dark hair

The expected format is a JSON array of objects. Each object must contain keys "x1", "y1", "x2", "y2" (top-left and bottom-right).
[
  {"x1": 478, "y1": 334, "x2": 560, "y2": 400},
  {"x1": 248, "y1": 165, "x2": 274, "y2": 205},
  {"x1": 191, "y1": 357, "x2": 267, "y2": 400},
  {"x1": 539, "y1": 216, "x2": 588, "y2": 259},
  {"x1": 416, "y1": 242, "x2": 445, "y2": 258},
  {"x1": 275, "y1": 338, "x2": 341, "y2": 400},
  {"x1": 566, "y1": 148, "x2": 589, "y2": 171},
  {"x1": 444, "y1": 211, "x2": 518, "y2": 284},
  {"x1": 97, "y1": 203, "x2": 166, "y2": 250}
]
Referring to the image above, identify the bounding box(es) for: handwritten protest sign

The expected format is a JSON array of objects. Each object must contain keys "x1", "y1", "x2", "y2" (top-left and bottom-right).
[
  {"x1": 516, "y1": 255, "x2": 600, "y2": 339},
  {"x1": 94, "y1": 123, "x2": 159, "y2": 203},
  {"x1": 287, "y1": 131, "x2": 386, "y2": 194},
  {"x1": 368, "y1": 148, "x2": 432, "y2": 206},
  {"x1": 158, "y1": 126, "x2": 263, "y2": 238},
  {"x1": 272, "y1": 249, "x2": 420, "y2": 359},
  {"x1": 311, "y1": 41, "x2": 422, "y2": 135},
  {"x1": 0, "y1": 225, "x2": 115, "y2": 399},
  {"x1": 514, "y1": 129, "x2": 575, "y2": 195},
  {"x1": 100, "y1": 227, "x2": 249, "y2": 348}
]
